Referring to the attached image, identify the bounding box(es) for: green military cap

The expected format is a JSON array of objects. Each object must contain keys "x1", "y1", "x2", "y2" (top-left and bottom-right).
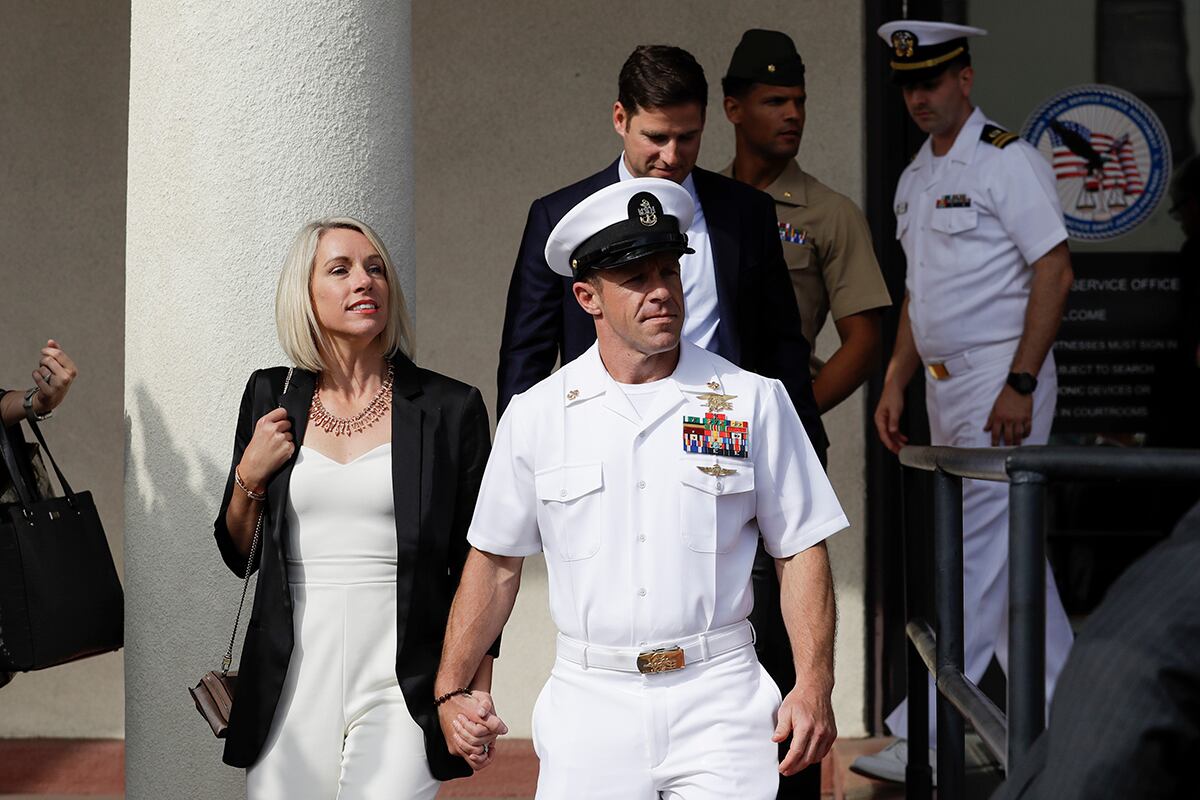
[{"x1": 724, "y1": 29, "x2": 805, "y2": 87}]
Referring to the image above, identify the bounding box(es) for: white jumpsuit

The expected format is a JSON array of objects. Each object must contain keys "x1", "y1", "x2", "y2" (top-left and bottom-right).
[{"x1": 247, "y1": 443, "x2": 440, "y2": 800}]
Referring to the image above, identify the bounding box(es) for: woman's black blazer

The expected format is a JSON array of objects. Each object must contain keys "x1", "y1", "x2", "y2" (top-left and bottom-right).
[{"x1": 212, "y1": 353, "x2": 493, "y2": 780}]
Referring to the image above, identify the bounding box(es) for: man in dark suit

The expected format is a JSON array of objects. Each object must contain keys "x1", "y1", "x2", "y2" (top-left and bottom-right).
[
  {"x1": 496, "y1": 44, "x2": 827, "y2": 800},
  {"x1": 992, "y1": 499, "x2": 1200, "y2": 799},
  {"x1": 496, "y1": 44, "x2": 825, "y2": 456}
]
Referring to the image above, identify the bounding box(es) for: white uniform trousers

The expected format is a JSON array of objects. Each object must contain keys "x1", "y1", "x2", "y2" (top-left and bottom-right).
[
  {"x1": 247, "y1": 563, "x2": 440, "y2": 800},
  {"x1": 887, "y1": 346, "x2": 1075, "y2": 742},
  {"x1": 532, "y1": 641, "x2": 780, "y2": 799}
]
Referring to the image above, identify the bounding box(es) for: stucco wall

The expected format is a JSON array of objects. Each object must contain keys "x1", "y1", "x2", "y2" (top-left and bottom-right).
[
  {"x1": 412, "y1": 0, "x2": 870, "y2": 738},
  {"x1": 0, "y1": 0, "x2": 128, "y2": 739},
  {"x1": 124, "y1": 2, "x2": 414, "y2": 796}
]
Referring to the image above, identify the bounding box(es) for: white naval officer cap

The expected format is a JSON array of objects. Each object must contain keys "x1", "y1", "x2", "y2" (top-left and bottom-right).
[
  {"x1": 876, "y1": 20, "x2": 987, "y2": 84},
  {"x1": 544, "y1": 177, "x2": 696, "y2": 279}
]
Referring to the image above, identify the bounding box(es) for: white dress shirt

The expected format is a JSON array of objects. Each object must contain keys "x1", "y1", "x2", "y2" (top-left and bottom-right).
[
  {"x1": 895, "y1": 107, "x2": 1068, "y2": 360},
  {"x1": 619, "y1": 155, "x2": 720, "y2": 352},
  {"x1": 467, "y1": 340, "x2": 847, "y2": 649}
]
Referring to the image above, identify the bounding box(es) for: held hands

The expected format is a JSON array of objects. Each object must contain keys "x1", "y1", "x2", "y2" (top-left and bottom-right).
[
  {"x1": 773, "y1": 682, "x2": 837, "y2": 777},
  {"x1": 30, "y1": 339, "x2": 78, "y2": 415},
  {"x1": 438, "y1": 690, "x2": 508, "y2": 771},
  {"x1": 237, "y1": 408, "x2": 294, "y2": 491},
  {"x1": 873, "y1": 381, "x2": 909, "y2": 455},
  {"x1": 984, "y1": 385, "x2": 1033, "y2": 446}
]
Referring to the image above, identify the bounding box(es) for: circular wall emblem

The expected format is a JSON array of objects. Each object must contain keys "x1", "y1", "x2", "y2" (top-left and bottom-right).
[{"x1": 1021, "y1": 84, "x2": 1171, "y2": 241}]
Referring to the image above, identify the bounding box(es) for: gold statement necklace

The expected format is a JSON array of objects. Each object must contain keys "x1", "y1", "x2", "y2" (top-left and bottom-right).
[{"x1": 309, "y1": 361, "x2": 394, "y2": 437}]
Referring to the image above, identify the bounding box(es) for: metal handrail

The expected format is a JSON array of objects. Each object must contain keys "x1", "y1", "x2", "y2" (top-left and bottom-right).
[
  {"x1": 901, "y1": 445, "x2": 1200, "y2": 482},
  {"x1": 897, "y1": 444, "x2": 1200, "y2": 800},
  {"x1": 906, "y1": 620, "x2": 1008, "y2": 768}
]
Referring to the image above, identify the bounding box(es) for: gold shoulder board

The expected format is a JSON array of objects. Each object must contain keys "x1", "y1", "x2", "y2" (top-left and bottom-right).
[{"x1": 981, "y1": 124, "x2": 1019, "y2": 149}]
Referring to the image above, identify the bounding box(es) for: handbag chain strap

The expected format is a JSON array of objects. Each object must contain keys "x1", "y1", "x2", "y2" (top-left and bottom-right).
[{"x1": 221, "y1": 367, "x2": 293, "y2": 676}]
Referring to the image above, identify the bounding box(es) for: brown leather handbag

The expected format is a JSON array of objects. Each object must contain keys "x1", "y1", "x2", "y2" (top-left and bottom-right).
[
  {"x1": 189, "y1": 495, "x2": 265, "y2": 737},
  {"x1": 190, "y1": 368, "x2": 291, "y2": 738}
]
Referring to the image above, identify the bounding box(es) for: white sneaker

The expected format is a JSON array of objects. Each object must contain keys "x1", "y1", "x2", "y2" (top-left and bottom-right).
[{"x1": 849, "y1": 738, "x2": 937, "y2": 785}]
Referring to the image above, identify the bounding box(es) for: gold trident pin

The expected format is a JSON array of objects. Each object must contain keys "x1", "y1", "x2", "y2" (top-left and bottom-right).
[{"x1": 693, "y1": 391, "x2": 736, "y2": 413}]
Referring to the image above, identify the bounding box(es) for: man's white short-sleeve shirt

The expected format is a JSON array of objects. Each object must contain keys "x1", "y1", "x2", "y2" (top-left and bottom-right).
[
  {"x1": 895, "y1": 106, "x2": 1068, "y2": 360},
  {"x1": 467, "y1": 340, "x2": 848, "y2": 649}
]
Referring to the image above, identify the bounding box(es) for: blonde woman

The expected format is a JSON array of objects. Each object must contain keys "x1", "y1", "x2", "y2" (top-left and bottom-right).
[{"x1": 213, "y1": 218, "x2": 504, "y2": 798}]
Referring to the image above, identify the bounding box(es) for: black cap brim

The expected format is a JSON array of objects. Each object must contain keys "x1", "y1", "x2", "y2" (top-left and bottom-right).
[{"x1": 572, "y1": 228, "x2": 694, "y2": 275}]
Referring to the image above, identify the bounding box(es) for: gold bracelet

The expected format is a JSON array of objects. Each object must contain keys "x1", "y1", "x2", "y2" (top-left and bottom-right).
[{"x1": 234, "y1": 466, "x2": 266, "y2": 502}]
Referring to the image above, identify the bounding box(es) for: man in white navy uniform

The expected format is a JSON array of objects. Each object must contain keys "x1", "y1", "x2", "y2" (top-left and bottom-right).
[
  {"x1": 854, "y1": 20, "x2": 1076, "y2": 784},
  {"x1": 435, "y1": 177, "x2": 848, "y2": 799}
]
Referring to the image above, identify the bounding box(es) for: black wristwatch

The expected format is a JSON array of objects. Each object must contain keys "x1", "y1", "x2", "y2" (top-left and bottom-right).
[{"x1": 1006, "y1": 372, "x2": 1038, "y2": 396}]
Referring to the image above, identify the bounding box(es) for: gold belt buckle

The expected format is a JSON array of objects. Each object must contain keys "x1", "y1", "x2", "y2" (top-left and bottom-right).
[
  {"x1": 927, "y1": 362, "x2": 950, "y2": 380},
  {"x1": 636, "y1": 647, "x2": 685, "y2": 674}
]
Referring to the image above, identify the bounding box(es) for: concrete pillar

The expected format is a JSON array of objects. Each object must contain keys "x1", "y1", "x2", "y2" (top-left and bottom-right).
[{"x1": 124, "y1": 2, "x2": 413, "y2": 796}]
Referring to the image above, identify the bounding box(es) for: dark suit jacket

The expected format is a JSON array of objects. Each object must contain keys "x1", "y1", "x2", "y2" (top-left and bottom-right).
[
  {"x1": 212, "y1": 355, "x2": 492, "y2": 781},
  {"x1": 992, "y1": 500, "x2": 1200, "y2": 800},
  {"x1": 496, "y1": 160, "x2": 827, "y2": 455}
]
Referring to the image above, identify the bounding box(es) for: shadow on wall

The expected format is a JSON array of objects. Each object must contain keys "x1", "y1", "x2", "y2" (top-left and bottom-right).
[{"x1": 125, "y1": 382, "x2": 248, "y2": 799}]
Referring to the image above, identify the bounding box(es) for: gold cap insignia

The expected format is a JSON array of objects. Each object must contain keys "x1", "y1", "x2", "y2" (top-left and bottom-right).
[
  {"x1": 891, "y1": 30, "x2": 916, "y2": 58},
  {"x1": 767, "y1": 64, "x2": 777, "y2": 73}
]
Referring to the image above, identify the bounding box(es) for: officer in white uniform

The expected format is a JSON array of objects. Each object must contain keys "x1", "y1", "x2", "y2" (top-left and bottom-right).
[
  {"x1": 434, "y1": 177, "x2": 848, "y2": 799},
  {"x1": 856, "y1": 21, "x2": 1077, "y2": 784}
]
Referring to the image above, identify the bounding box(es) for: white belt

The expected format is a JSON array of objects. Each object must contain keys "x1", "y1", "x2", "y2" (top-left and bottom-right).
[
  {"x1": 555, "y1": 620, "x2": 755, "y2": 674},
  {"x1": 923, "y1": 340, "x2": 1019, "y2": 381}
]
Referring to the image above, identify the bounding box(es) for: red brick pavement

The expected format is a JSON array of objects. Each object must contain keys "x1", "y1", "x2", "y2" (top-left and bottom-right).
[
  {"x1": 0, "y1": 739, "x2": 123, "y2": 795},
  {"x1": 0, "y1": 736, "x2": 907, "y2": 799}
]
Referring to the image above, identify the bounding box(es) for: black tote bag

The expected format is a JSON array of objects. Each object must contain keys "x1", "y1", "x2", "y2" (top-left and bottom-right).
[{"x1": 0, "y1": 413, "x2": 123, "y2": 671}]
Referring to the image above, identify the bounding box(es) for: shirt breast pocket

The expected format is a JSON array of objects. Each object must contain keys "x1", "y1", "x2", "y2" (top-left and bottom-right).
[
  {"x1": 534, "y1": 463, "x2": 604, "y2": 561},
  {"x1": 930, "y1": 208, "x2": 978, "y2": 235},
  {"x1": 786, "y1": 242, "x2": 815, "y2": 272},
  {"x1": 678, "y1": 458, "x2": 755, "y2": 554}
]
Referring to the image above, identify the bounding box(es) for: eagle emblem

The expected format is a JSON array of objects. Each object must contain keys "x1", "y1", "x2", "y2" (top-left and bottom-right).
[{"x1": 891, "y1": 30, "x2": 916, "y2": 58}]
